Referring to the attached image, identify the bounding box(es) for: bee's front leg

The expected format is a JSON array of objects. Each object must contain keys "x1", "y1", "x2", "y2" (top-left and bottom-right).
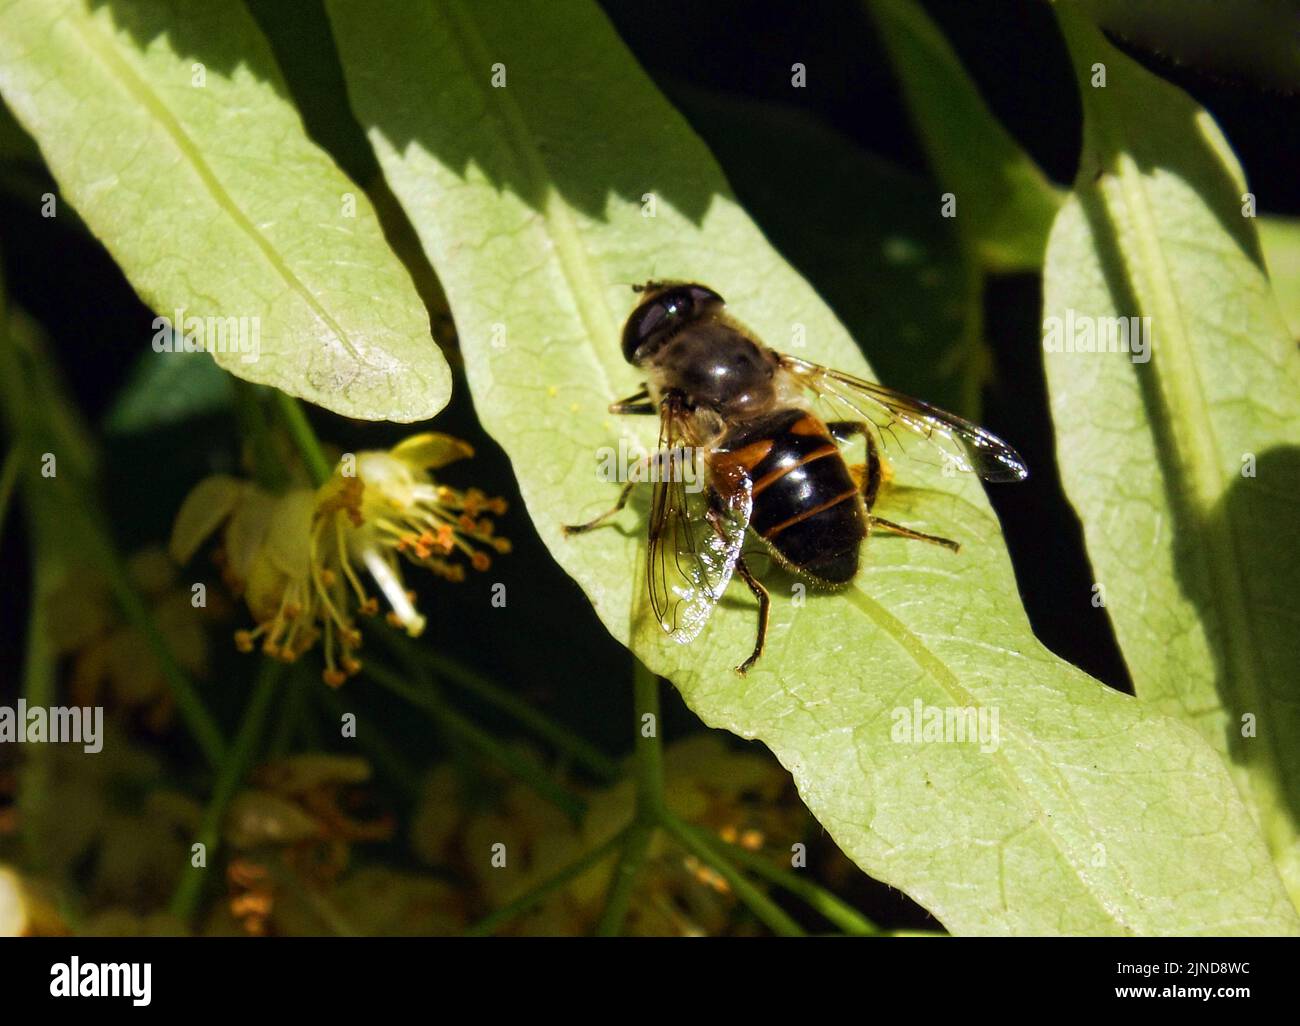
[
  {"x1": 562, "y1": 481, "x2": 638, "y2": 535},
  {"x1": 563, "y1": 450, "x2": 653, "y2": 535},
  {"x1": 609, "y1": 387, "x2": 655, "y2": 415}
]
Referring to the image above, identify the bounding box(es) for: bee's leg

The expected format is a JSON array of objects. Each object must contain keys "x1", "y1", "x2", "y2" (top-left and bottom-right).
[
  {"x1": 868, "y1": 515, "x2": 961, "y2": 553},
  {"x1": 828, "y1": 420, "x2": 885, "y2": 509},
  {"x1": 833, "y1": 422, "x2": 959, "y2": 551},
  {"x1": 562, "y1": 480, "x2": 638, "y2": 534},
  {"x1": 563, "y1": 455, "x2": 648, "y2": 535},
  {"x1": 609, "y1": 387, "x2": 654, "y2": 415},
  {"x1": 703, "y1": 507, "x2": 769, "y2": 674},
  {"x1": 732, "y1": 555, "x2": 770, "y2": 676}
]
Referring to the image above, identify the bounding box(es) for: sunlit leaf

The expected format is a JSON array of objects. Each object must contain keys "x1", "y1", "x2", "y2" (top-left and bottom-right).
[
  {"x1": 0, "y1": 0, "x2": 450, "y2": 421},
  {"x1": 327, "y1": 0, "x2": 1299, "y2": 933},
  {"x1": 1259, "y1": 216, "x2": 1300, "y2": 340},
  {"x1": 1044, "y1": 8, "x2": 1300, "y2": 909}
]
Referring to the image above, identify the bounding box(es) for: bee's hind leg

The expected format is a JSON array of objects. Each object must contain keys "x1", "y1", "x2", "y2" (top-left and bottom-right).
[
  {"x1": 868, "y1": 515, "x2": 961, "y2": 553},
  {"x1": 732, "y1": 554, "x2": 770, "y2": 676},
  {"x1": 704, "y1": 507, "x2": 769, "y2": 675},
  {"x1": 829, "y1": 420, "x2": 887, "y2": 508},
  {"x1": 838, "y1": 423, "x2": 959, "y2": 552}
]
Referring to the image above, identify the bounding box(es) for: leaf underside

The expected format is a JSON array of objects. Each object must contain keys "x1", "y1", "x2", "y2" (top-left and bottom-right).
[{"x1": 0, "y1": 0, "x2": 449, "y2": 422}]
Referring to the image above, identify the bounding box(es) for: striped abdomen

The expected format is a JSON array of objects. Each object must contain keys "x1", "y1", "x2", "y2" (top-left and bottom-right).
[{"x1": 711, "y1": 408, "x2": 864, "y2": 585}]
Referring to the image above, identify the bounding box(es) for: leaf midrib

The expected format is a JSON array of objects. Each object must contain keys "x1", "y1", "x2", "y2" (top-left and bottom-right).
[
  {"x1": 845, "y1": 585, "x2": 1143, "y2": 932},
  {"x1": 1098, "y1": 117, "x2": 1294, "y2": 872},
  {"x1": 66, "y1": 7, "x2": 364, "y2": 363},
  {"x1": 442, "y1": 0, "x2": 623, "y2": 400}
]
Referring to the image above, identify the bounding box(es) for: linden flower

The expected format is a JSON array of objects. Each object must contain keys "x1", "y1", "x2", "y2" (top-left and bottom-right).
[{"x1": 170, "y1": 433, "x2": 509, "y2": 686}]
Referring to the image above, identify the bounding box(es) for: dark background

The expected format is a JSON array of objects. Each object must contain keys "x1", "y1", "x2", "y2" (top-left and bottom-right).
[{"x1": 1, "y1": 0, "x2": 1296, "y2": 931}]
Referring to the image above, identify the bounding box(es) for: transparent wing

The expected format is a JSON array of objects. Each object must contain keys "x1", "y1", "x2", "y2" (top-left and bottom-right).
[
  {"x1": 646, "y1": 395, "x2": 752, "y2": 643},
  {"x1": 779, "y1": 355, "x2": 1029, "y2": 482}
]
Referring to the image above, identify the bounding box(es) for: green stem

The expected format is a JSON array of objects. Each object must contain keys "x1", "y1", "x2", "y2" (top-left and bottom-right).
[
  {"x1": 677, "y1": 819, "x2": 876, "y2": 935},
  {"x1": 232, "y1": 382, "x2": 288, "y2": 491},
  {"x1": 362, "y1": 658, "x2": 586, "y2": 821},
  {"x1": 0, "y1": 441, "x2": 20, "y2": 541},
  {"x1": 594, "y1": 659, "x2": 665, "y2": 935},
  {"x1": 594, "y1": 820, "x2": 656, "y2": 936},
  {"x1": 660, "y1": 810, "x2": 805, "y2": 937},
  {"x1": 274, "y1": 390, "x2": 332, "y2": 486},
  {"x1": 86, "y1": 517, "x2": 227, "y2": 768},
  {"x1": 169, "y1": 658, "x2": 283, "y2": 923},
  {"x1": 17, "y1": 540, "x2": 56, "y2": 869},
  {"x1": 466, "y1": 824, "x2": 631, "y2": 937},
  {"x1": 374, "y1": 627, "x2": 620, "y2": 782},
  {"x1": 631, "y1": 660, "x2": 664, "y2": 818},
  {"x1": 266, "y1": 668, "x2": 305, "y2": 758}
]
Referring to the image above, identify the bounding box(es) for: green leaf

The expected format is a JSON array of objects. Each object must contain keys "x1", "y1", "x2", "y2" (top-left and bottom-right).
[
  {"x1": 1044, "y1": 9, "x2": 1300, "y2": 909},
  {"x1": 1259, "y1": 216, "x2": 1300, "y2": 341},
  {"x1": 865, "y1": 0, "x2": 1063, "y2": 272},
  {"x1": 328, "y1": 0, "x2": 1299, "y2": 934},
  {"x1": 0, "y1": 0, "x2": 449, "y2": 422},
  {"x1": 105, "y1": 347, "x2": 233, "y2": 435}
]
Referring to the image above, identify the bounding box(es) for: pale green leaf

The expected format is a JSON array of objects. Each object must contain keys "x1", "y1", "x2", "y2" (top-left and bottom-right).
[
  {"x1": 1259, "y1": 216, "x2": 1300, "y2": 340},
  {"x1": 0, "y1": 0, "x2": 449, "y2": 422},
  {"x1": 328, "y1": 0, "x2": 1298, "y2": 934},
  {"x1": 865, "y1": 0, "x2": 1064, "y2": 272},
  {"x1": 1044, "y1": 9, "x2": 1300, "y2": 908}
]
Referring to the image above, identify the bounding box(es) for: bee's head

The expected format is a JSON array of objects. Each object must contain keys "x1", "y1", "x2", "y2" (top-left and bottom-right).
[{"x1": 621, "y1": 282, "x2": 724, "y2": 365}]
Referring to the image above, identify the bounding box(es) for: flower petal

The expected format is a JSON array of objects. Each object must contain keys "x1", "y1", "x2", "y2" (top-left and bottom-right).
[
  {"x1": 389, "y1": 432, "x2": 474, "y2": 470},
  {"x1": 261, "y1": 490, "x2": 316, "y2": 580},
  {"x1": 169, "y1": 475, "x2": 246, "y2": 565}
]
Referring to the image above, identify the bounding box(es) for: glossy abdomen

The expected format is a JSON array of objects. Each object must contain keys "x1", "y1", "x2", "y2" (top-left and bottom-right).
[{"x1": 713, "y1": 408, "x2": 864, "y2": 585}]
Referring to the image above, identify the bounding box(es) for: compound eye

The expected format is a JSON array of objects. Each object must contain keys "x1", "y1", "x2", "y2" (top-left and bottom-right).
[
  {"x1": 650, "y1": 288, "x2": 695, "y2": 328},
  {"x1": 684, "y1": 284, "x2": 723, "y2": 309},
  {"x1": 621, "y1": 284, "x2": 725, "y2": 363}
]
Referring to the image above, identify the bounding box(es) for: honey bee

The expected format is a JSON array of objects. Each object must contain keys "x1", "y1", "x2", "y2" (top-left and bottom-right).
[{"x1": 564, "y1": 282, "x2": 1028, "y2": 674}]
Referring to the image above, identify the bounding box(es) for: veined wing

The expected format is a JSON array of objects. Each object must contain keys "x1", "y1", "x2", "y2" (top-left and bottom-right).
[
  {"x1": 779, "y1": 355, "x2": 1029, "y2": 482},
  {"x1": 646, "y1": 393, "x2": 753, "y2": 643}
]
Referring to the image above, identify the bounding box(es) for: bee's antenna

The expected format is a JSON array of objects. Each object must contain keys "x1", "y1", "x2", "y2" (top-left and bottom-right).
[
  {"x1": 613, "y1": 265, "x2": 659, "y2": 293},
  {"x1": 630, "y1": 263, "x2": 661, "y2": 293}
]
